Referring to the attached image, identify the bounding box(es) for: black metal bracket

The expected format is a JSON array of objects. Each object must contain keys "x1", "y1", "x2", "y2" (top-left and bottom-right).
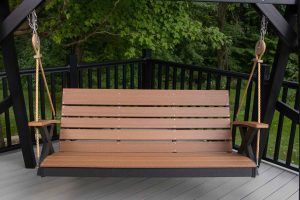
[
  {"x1": 37, "y1": 124, "x2": 55, "y2": 165},
  {"x1": 237, "y1": 126, "x2": 258, "y2": 162}
]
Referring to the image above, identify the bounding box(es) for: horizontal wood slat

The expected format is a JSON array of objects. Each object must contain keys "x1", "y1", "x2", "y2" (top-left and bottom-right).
[
  {"x1": 60, "y1": 129, "x2": 232, "y2": 140},
  {"x1": 48, "y1": 152, "x2": 241, "y2": 157},
  {"x1": 62, "y1": 89, "x2": 229, "y2": 106},
  {"x1": 44, "y1": 156, "x2": 252, "y2": 162},
  {"x1": 62, "y1": 106, "x2": 230, "y2": 118},
  {"x1": 41, "y1": 152, "x2": 256, "y2": 168},
  {"x1": 59, "y1": 141, "x2": 232, "y2": 153},
  {"x1": 61, "y1": 118, "x2": 230, "y2": 129}
]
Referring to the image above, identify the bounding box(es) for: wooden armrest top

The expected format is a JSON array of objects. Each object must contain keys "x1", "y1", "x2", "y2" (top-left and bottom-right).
[
  {"x1": 28, "y1": 120, "x2": 60, "y2": 127},
  {"x1": 232, "y1": 121, "x2": 269, "y2": 129}
]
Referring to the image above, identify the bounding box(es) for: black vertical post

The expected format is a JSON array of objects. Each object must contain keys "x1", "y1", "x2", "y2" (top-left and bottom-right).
[
  {"x1": 299, "y1": 0, "x2": 300, "y2": 85},
  {"x1": 261, "y1": 64, "x2": 270, "y2": 117},
  {"x1": 259, "y1": 6, "x2": 297, "y2": 164},
  {"x1": 260, "y1": 64, "x2": 269, "y2": 158},
  {"x1": 0, "y1": 0, "x2": 36, "y2": 168},
  {"x1": 142, "y1": 49, "x2": 152, "y2": 89},
  {"x1": 68, "y1": 54, "x2": 78, "y2": 88}
]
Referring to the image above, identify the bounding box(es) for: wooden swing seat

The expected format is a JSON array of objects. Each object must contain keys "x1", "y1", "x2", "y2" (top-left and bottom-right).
[{"x1": 29, "y1": 89, "x2": 268, "y2": 177}]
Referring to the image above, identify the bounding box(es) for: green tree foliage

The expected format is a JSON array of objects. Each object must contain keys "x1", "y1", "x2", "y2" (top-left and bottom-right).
[
  {"x1": 40, "y1": 0, "x2": 227, "y2": 64},
  {"x1": 0, "y1": 1, "x2": 297, "y2": 81}
]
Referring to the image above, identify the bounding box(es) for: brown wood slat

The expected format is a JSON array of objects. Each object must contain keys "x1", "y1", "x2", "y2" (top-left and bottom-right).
[
  {"x1": 41, "y1": 152, "x2": 256, "y2": 168},
  {"x1": 60, "y1": 129, "x2": 232, "y2": 140},
  {"x1": 42, "y1": 153, "x2": 250, "y2": 161},
  {"x1": 49, "y1": 152, "x2": 241, "y2": 157},
  {"x1": 28, "y1": 120, "x2": 60, "y2": 127},
  {"x1": 43, "y1": 156, "x2": 252, "y2": 163},
  {"x1": 62, "y1": 106, "x2": 230, "y2": 118},
  {"x1": 59, "y1": 141, "x2": 232, "y2": 153},
  {"x1": 232, "y1": 121, "x2": 269, "y2": 129},
  {"x1": 61, "y1": 118, "x2": 230, "y2": 129},
  {"x1": 62, "y1": 89, "x2": 229, "y2": 106}
]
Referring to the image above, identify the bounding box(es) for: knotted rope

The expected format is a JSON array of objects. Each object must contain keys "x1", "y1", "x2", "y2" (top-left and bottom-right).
[
  {"x1": 235, "y1": 16, "x2": 268, "y2": 166},
  {"x1": 28, "y1": 11, "x2": 56, "y2": 162}
]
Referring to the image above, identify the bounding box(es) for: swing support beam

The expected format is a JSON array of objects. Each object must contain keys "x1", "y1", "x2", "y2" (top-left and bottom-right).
[{"x1": 0, "y1": 0, "x2": 299, "y2": 168}]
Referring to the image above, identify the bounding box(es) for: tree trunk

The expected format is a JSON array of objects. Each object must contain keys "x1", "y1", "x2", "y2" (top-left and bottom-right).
[
  {"x1": 74, "y1": 44, "x2": 84, "y2": 63},
  {"x1": 217, "y1": 3, "x2": 228, "y2": 70}
]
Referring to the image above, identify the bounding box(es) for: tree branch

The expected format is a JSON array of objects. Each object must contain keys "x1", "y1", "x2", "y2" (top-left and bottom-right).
[
  {"x1": 63, "y1": 31, "x2": 121, "y2": 47},
  {"x1": 63, "y1": 0, "x2": 122, "y2": 47}
]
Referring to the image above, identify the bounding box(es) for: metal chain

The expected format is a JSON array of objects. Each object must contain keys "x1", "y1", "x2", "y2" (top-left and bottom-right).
[
  {"x1": 27, "y1": 10, "x2": 38, "y2": 34},
  {"x1": 260, "y1": 15, "x2": 268, "y2": 41}
]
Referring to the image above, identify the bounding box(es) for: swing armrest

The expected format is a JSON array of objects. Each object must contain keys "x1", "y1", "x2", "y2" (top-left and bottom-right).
[
  {"x1": 28, "y1": 120, "x2": 60, "y2": 127},
  {"x1": 232, "y1": 121, "x2": 269, "y2": 129},
  {"x1": 233, "y1": 121, "x2": 268, "y2": 163},
  {"x1": 28, "y1": 120, "x2": 59, "y2": 165}
]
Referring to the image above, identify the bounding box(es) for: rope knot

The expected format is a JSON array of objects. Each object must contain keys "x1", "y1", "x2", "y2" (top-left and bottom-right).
[
  {"x1": 34, "y1": 54, "x2": 42, "y2": 59},
  {"x1": 32, "y1": 33, "x2": 41, "y2": 53},
  {"x1": 255, "y1": 40, "x2": 266, "y2": 58},
  {"x1": 252, "y1": 58, "x2": 263, "y2": 63}
]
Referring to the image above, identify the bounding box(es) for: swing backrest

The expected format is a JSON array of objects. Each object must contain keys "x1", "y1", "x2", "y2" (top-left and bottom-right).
[{"x1": 59, "y1": 89, "x2": 232, "y2": 153}]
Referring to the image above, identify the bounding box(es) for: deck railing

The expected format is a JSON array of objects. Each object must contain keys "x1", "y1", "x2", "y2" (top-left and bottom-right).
[{"x1": 0, "y1": 53, "x2": 299, "y2": 171}]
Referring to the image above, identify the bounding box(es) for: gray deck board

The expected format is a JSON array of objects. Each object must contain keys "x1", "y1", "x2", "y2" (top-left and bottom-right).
[
  {"x1": 0, "y1": 149, "x2": 298, "y2": 200},
  {"x1": 265, "y1": 176, "x2": 299, "y2": 200},
  {"x1": 122, "y1": 178, "x2": 186, "y2": 200},
  {"x1": 242, "y1": 171, "x2": 296, "y2": 200},
  {"x1": 219, "y1": 167, "x2": 283, "y2": 200},
  {"x1": 288, "y1": 192, "x2": 299, "y2": 200},
  {"x1": 146, "y1": 178, "x2": 209, "y2": 200},
  {"x1": 173, "y1": 177, "x2": 232, "y2": 199},
  {"x1": 194, "y1": 163, "x2": 272, "y2": 200}
]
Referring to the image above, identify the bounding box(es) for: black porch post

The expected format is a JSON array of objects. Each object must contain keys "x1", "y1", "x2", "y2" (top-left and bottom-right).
[
  {"x1": 0, "y1": 0, "x2": 36, "y2": 168},
  {"x1": 298, "y1": 0, "x2": 300, "y2": 84},
  {"x1": 68, "y1": 54, "x2": 78, "y2": 88},
  {"x1": 142, "y1": 49, "x2": 153, "y2": 89},
  {"x1": 258, "y1": 5, "x2": 298, "y2": 163}
]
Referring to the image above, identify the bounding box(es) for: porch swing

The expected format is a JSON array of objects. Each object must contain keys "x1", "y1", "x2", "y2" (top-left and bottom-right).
[{"x1": 28, "y1": 10, "x2": 269, "y2": 177}]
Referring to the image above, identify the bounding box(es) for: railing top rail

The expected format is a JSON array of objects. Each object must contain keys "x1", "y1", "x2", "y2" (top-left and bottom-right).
[
  {"x1": 151, "y1": 59, "x2": 299, "y2": 87},
  {"x1": 0, "y1": 58, "x2": 297, "y2": 88},
  {"x1": 151, "y1": 59, "x2": 253, "y2": 79},
  {"x1": 282, "y1": 80, "x2": 299, "y2": 89},
  {"x1": 0, "y1": 66, "x2": 69, "y2": 78},
  {"x1": 77, "y1": 58, "x2": 145, "y2": 69}
]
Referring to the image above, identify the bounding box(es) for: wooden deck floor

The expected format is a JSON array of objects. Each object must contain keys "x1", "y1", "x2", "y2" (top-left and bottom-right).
[{"x1": 0, "y1": 148, "x2": 298, "y2": 200}]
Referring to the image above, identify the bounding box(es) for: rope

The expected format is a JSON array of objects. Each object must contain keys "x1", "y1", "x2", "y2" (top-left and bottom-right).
[
  {"x1": 235, "y1": 41, "x2": 265, "y2": 118},
  {"x1": 32, "y1": 34, "x2": 56, "y2": 116},
  {"x1": 257, "y1": 60, "x2": 261, "y2": 166},
  {"x1": 28, "y1": 10, "x2": 56, "y2": 163},
  {"x1": 235, "y1": 16, "x2": 268, "y2": 166},
  {"x1": 34, "y1": 40, "x2": 40, "y2": 161}
]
